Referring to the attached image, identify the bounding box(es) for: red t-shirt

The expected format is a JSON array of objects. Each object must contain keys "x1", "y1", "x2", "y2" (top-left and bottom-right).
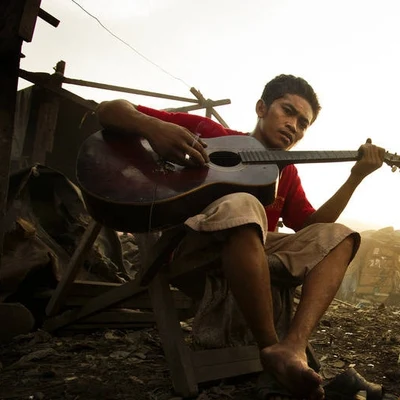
[{"x1": 137, "y1": 105, "x2": 315, "y2": 232}]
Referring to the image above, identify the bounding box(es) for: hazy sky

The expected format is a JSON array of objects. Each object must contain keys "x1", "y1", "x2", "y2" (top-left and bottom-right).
[{"x1": 20, "y1": 0, "x2": 400, "y2": 231}]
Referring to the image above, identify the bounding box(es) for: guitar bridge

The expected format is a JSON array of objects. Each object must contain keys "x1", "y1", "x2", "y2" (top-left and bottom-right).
[{"x1": 154, "y1": 159, "x2": 176, "y2": 174}]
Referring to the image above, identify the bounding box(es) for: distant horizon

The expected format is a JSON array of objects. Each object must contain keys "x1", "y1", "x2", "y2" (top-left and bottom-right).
[
  {"x1": 280, "y1": 218, "x2": 397, "y2": 234},
  {"x1": 338, "y1": 218, "x2": 397, "y2": 233}
]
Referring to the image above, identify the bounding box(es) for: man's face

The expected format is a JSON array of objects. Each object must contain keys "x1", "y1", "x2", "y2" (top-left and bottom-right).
[{"x1": 254, "y1": 94, "x2": 313, "y2": 150}]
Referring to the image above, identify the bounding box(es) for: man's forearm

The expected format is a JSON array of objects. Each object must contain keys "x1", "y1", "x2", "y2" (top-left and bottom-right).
[
  {"x1": 303, "y1": 173, "x2": 364, "y2": 227},
  {"x1": 96, "y1": 99, "x2": 162, "y2": 140}
]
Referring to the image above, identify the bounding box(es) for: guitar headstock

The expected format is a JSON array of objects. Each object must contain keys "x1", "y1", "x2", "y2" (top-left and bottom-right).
[{"x1": 384, "y1": 151, "x2": 400, "y2": 172}]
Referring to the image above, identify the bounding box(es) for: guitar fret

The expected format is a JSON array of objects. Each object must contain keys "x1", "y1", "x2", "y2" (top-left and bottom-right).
[{"x1": 239, "y1": 150, "x2": 361, "y2": 165}]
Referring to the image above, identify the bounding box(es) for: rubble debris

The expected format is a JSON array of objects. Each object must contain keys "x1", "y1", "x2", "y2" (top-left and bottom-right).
[{"x1": 0, "y1": 301, "x2": 399, "y2": 399}]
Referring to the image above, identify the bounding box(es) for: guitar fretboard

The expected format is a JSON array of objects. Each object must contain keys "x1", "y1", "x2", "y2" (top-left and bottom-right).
[{"x1": 238, "y1": 150, "x2": 360, "y2": 165}]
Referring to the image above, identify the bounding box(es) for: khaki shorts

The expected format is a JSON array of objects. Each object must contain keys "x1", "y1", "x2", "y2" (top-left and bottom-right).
[{"x1": 176, "y1": 192, "x2": 361, "y2": 285}]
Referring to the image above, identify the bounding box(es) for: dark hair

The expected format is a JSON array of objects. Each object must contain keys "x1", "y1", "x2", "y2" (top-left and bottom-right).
[{"x1": 261, "y1": 74, "x2": 321, "y2": 123}]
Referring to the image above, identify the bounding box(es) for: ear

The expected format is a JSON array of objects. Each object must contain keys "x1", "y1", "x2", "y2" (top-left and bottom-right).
[{"x1": 255, "y1": 99, "x2": 267, "y2": 118}]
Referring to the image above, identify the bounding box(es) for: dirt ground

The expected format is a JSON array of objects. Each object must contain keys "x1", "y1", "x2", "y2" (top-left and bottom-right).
[{"x1": 0, "y1": 300, "x2": 399, "y2": 400}]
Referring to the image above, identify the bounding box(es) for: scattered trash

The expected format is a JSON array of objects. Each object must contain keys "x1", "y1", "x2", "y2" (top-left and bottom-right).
[
  {"x1": 109, "y1": 350, "x2": 131, "y2": 359},
  {"x1": 18, "y1": 348, "x2": 58, "y2": 363},
  {"x1": 332, "y1": 360, "x2": 346, "y2": 368},
  {"x1": 129, "y1": 375, "x2": 144, "y2": 384}
]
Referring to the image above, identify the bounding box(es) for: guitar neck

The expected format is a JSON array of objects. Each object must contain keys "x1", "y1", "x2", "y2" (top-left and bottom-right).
[{"x1": 239, "y1": 150, "x2": 360, "y2": 166}]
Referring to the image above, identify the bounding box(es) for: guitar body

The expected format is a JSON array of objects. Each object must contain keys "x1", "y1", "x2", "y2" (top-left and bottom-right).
[{"x1": 76, "y1": 131, "x2": 279, "y2": 232}]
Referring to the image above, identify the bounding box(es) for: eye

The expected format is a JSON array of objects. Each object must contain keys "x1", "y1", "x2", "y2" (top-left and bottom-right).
[
  {"x1": 283, "y1": 106, "x2": 293, "y2": 115},
  {"x1": 299, "y1": 122, "x2": 307, "y2": 131},
  {"x1": 298, "y1": 119, "x2": 309, "y2": 131}
]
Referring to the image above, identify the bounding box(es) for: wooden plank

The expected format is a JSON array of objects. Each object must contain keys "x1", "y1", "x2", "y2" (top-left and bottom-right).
[
  {"x1": 190, "y1": 87, "x2": 230, "y2": 127},
  {"x1": 163, "y1": 99, "x2": 231, "y2": 113},
  {"x1": 211, "y1": 107, "x2": 229, "y2": 128},
  {"x1": 31, "y1": 60, "x2": 64, "y2": 163},
  {"x1": 66, "y1": 323, "x2": 152, "y2": 330},
  {"x1": 43, "y1": 274, "x2": 148, "y2": 331},
  {"x1": 192, "y1": 345, "x2": 260, "y2": 367},
  {"x1": 38, "y1": 8, "x2": 59, "y2": 27},
  {"x1": 63, "y1": 294, "x2": 192, "y2": 310},
  {"x1": 63, "y1": 76, "x2": 199, "y2": 104},
  {"x1": 138, "y1": 226, "x2": 186, "y2": 286},
  {"x1": 195, "y1": 358, "x2": 262, "y2": 383},
  {"x1": 190, "y1": 87, "x2": 206, "y2": 107},
  {"x1": 0, "y1": 0, "x2": 26, "y2": 262},
  {"x1": 70, "y1": 280, "x2": 121, "y2": 293},
  {"x1": 148, "y1": 271, "x2": 198, "y2": 397},
  {"x1": 192, "y1": 346, "x2": 262, "y2": 383},
  {"x1": 58, "y1": 281, "x2": 192, "y2": 309},
  {"x1": 358, "y1": 274, "x2": 381, "y2": 286},
  {"x1": 81, "y1": 310, "x2": 155, "y2": 324},
  {"x1": 32, "y1": 96, "x2": 59, "y2": 163},
  {"x1": 18, "y1": 0, "x2": 41, "y2": 42},
  {"x1": 19, "y1": 69, "x2": 98, "y2": 111},
  {"x1": 356, "y1": 286, "x2": 375, "y2": 294},
  {"x1": 46, "y1": 220, "x2": 102, "y2": 316}
]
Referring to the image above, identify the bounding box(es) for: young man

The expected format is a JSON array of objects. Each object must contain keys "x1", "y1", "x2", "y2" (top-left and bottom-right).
[{"x1": 96, "y1": 75, "x2": 385, "y2": 399}]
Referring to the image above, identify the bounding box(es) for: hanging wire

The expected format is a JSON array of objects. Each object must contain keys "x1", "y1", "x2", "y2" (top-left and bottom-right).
[{"x1": 70, "y1": 0, "x2": 191, "y2": 88}]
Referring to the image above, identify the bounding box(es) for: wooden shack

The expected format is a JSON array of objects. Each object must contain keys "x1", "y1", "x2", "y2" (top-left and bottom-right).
[{"x1": 338, "y1": 227, "x2": 400, "y2": 304}]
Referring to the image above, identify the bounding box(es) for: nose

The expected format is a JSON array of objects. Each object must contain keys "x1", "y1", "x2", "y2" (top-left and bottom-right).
[{"x1": 285, "y1": 121, "x2": 296, "y2": 134}]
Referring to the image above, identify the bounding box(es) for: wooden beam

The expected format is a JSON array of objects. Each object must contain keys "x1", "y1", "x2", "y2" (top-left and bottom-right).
[
  {"x1": 192, "y1": 345, "x2": 262, "y2": 383},
  {"x1": 63, "y1": 76, "x2": 199, "y2": 103},
  {"x1": 138, "y1": 226, "x2": 186, "y2": 286},
  {"x1": 18, "y1": 0, "x2": 41, "y2": 42},
  {"x1": 190, "y1": 87, "x2": 230, "y2": 127},
  {"x1": 148, "y1": 271, "x2": 198, "y2": 396},
  {"x1": 31, "y1": 61, "x2": 64, "y2": 164},
  {"x1": 0, "y1": 0, "x2": 28, "y2": 263},
  {"x1": 205, "y1": 105, "x2": 212, "y2": 118},
  {"x1": 163, "y1": 98, "x2": 231, "y2": 113},
  {"x1": 38, "y1": 8, "x2": 59, "y2": 27},
  {"x1": 190, "y1": 87, "x2": 206, "y2": 106},
  {"x1": 81, "y1": 310, "x2": 155, "y2": 324},
  {"x1": 37, "y1": 280, "x2": 193, "y2": 309},
  {"x1": 67, "y1": 322, "x2": 152, "y2": 330},
  {"x1": 19, "y1": 69, "x2": 98, "y2": 111},
  {"x1": 210, "y1": 107, "x2": 229, "y2": 128},
  {"x1": 46, "y1": 220, "x2": 102, "y2": 317},
  {"x1": 32, "y1": 95, "x2": 59, "y2": 163},
  {"x1": 42, "y1": 276, "x2": 148, "y2": 331}
]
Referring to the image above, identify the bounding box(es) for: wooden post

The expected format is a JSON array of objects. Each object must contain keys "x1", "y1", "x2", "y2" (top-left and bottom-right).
[
  {"x1": 0, "y1": 0, "x2": 39, "y2": 262},
  {"x1": 32, "y1": 60, "x2": 64, "y2": 164},
  {"x1": 190, "y1": 87, "x2": 230, "y2": 127},
  {"x1": 137, "y1": 233, "x2": 198, "y2": 397},
  {"x1": 205, "y1": 99, "x2": 212, "y2": 118},
  {"x1": 45, "y1": 219, "x2": 102, "y2": 317}
]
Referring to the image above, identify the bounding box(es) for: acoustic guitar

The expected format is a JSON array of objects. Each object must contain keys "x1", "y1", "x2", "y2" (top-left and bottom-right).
[{"x1": 76, "y1": 130, "x2": 400, "y2": 233}]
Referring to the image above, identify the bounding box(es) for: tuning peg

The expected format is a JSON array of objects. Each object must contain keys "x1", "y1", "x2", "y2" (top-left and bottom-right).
[{"x1": 391, "y1": 165, "x2": 398, "y2": 172}]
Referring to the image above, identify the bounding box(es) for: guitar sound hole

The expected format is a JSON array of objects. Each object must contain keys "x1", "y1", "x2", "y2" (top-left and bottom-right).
[{"x1": 209, "y1": 151, "x2": 241, "y2": 167}]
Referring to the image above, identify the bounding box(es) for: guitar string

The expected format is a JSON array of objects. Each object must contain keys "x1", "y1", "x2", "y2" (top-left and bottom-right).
[{"x1": 148, "y1": 183, "x2": 158, "y2": 234}]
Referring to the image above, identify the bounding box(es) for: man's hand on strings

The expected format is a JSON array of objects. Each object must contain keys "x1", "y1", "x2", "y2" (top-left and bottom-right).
[
  {"x1": 351, "y1": 138, "x2": 385, "y2": 178},
  {"x1": 147, "y1": 121, "x2": 209, "y2": 167}
]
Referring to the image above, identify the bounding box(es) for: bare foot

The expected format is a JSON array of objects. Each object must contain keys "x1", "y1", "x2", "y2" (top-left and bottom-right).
[{"x1": 260, "y1": 342, "x2": 324, "y2": 400}]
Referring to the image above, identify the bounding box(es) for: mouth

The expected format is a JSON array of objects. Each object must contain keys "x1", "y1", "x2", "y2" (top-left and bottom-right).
[{"x1": 278, "y1": 130, "x2": 293, "y2": 146}]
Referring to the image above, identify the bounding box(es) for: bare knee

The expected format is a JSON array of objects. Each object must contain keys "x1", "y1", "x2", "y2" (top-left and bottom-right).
[
  {"x1": 335, "y1": 234, "x2": 358, "y2": 266},
  {"x1": 226, "y1": 223, "x2": 263, "y2": 243}
]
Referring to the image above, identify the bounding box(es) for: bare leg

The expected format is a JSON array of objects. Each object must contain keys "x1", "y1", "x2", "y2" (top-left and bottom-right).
[
  {"x1": 261, "y1": 235, "x2": 355, "y2": 399},
  {"x1": 222, "y1": 225, "x2": 355, "y2": 399},
  {"x1": 222, "y1": 224, "x2": 278, "y2": 348}
]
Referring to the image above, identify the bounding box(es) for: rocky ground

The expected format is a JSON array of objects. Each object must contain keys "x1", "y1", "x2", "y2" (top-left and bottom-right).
[{"x1": 0, "y1": 299, "x2": 399, "y2": 400}]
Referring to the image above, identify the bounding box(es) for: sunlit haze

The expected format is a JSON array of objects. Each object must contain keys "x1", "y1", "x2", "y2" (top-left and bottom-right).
[{"x1": 19, "y1": 0, "x2": 400, "y2": 232}]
